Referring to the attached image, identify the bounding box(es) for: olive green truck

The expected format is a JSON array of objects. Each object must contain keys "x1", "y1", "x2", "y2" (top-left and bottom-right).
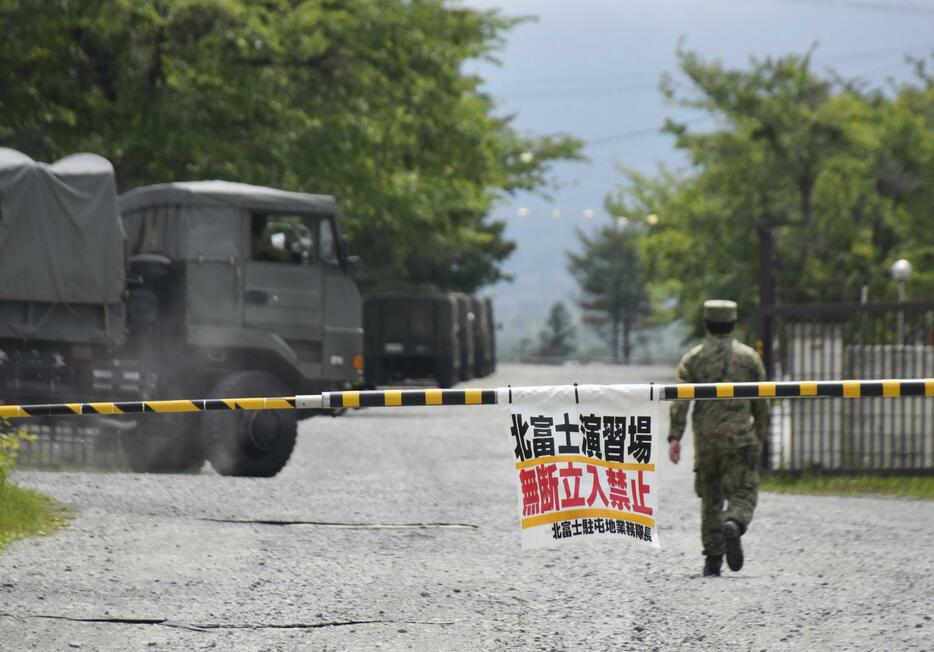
[
  {"x1": 0, "y1": 149, "x2": 363, "y2": 476},
  {"x1": 363, "y1": 293, "x2": 496, "y2": 388}
]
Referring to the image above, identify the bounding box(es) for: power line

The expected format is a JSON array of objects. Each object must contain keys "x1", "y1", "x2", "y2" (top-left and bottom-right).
[
  {"x1": 585, "y1": 116, "x2": 712, "y2": 146},
  {"x1": 485, "y1": 43, "x2": 934, "y2": 102},
  {"x1": 823, "y1": 41, "x2": 934, "y2": 62},
  {"x1": 745, "y1": 0, "x2": 934, "y2": 15},
  {"x1": 490, "y1": 70, "x2": 658, "y2": 88},
  {"x1": 501, "y1": 83, "x2": 659, "y2": 100},
  {"x1": 586, "y1": 125, "x2": 664, "y2": 145},
  {"x1": 485, "y1": 41, "x2": 934, "y2": 92}
]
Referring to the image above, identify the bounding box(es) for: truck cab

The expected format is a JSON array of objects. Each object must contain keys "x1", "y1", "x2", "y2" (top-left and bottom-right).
[
  {"x1": 120, "y1": 181, "x2": 363, "y2": 396},
  {"x1": 118, "y1": 181, "x2": 364, "y2": 475}
]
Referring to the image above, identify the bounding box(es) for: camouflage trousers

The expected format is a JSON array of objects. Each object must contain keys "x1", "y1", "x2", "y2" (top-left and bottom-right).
[{"x1": 694, "y1": 444, "x2": 759, "y2": 557}]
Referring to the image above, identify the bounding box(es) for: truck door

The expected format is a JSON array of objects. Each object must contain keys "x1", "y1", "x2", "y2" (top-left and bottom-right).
[
  {"x1": 243, "y1": 212, "x2": 324, "y2": 366},
  {"x1": 320, "y1": 216, "x2": 363, "y2": 384}
]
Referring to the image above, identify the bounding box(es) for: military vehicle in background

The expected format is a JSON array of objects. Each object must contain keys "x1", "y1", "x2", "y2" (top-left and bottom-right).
[
  {"x1": 452, "y1": 293, "x2": 476, "y2": 382},
  {"x1": 363, "y1": 294, "x2": 460, "y2": 387},
  {"x1": 0, "y1": 149, "x2": 129, "y2": 406},
  {"x1": 0, "y1": 149, "x2": 363, "y2": 476},
  {"x1": 483, "y1": 296, "x2": 497, "y2": 376},
  {"x1": 363, "y1": 292, "x2": 495, "y2": 387},
  {"x1": 470, "y1": 295, "x2": 495, "y2": 378}
]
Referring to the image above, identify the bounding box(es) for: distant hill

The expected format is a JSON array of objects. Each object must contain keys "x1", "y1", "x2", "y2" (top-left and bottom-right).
[{"x1": 486, "y1": 198, "x2": 686, "y2": 364}]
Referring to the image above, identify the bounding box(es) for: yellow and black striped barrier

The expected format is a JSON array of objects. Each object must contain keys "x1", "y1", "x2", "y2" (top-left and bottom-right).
[
  {"x1": 0, "y1": 388, "x2": 499, "y2": 419},
  {"x1": 662, "y1": 378, "x2": 934, "y2": 401},
  {"x1": 0, "y1": 397, "x2": 300, "y2": 419},
  {"x1": 323, "y1": 388, "x2": 498, "y2": 409},
  {"x1": 0, "y1": 379, "x2": 931, "y2": 419}
]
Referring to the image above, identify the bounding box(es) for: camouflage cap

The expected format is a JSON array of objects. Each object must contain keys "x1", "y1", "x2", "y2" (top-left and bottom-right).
[{"x1": 703, "y1": 299, "x2": 737, "y2": 322}]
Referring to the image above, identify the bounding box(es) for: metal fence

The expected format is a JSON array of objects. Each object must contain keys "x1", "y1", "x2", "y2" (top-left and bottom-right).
[
  {"x1": 765, "y1": 299, "x2": 934, "y2": 474},
  {"x1": 11, "y1": 420, "x2": 128, "y2": 471}
]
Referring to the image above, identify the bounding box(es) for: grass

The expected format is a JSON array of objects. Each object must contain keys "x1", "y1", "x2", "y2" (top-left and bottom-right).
[
  {"x1": 0, "y1": 480, "x2": 69, "y2": 551},
  {"x1": 761, "y1": 473, "x2": 934, "y2": 500}
]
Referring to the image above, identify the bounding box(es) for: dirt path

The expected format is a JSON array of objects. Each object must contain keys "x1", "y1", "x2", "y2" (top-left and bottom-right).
[{"x1": 1, "y1": 364, "x2": 931, "y2": 650}]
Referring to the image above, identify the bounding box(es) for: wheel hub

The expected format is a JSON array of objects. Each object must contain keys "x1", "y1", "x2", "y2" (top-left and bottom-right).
[{"x1": 246, "y1": 411, "x2": 281, "y2": 452}]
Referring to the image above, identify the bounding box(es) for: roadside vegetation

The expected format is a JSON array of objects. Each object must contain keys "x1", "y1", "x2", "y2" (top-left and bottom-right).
[
  {"x1": 0, "y1": 1, "x2": 582, "y2": 296},
  {"x1": 761, "y1": 473, "x2": 934, "y2": 500},
  {"x1": 581, "y1": 47, "x2": 934, "y2": 342},
  {"x1": 0, "y1": 421, "x2": 68, "y2": 551},
  {"x1": 536, "y1": 302, "x2": 578, "y2": 360}
]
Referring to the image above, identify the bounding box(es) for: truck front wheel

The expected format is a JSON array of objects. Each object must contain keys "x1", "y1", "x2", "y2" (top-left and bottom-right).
[{"x1": 203, "y1": 370, "x2": 297, "y2": 477}]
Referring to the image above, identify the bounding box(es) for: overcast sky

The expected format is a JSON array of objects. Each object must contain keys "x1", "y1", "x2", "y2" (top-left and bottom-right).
[{"x1": 458, "y1": 0, "x2": 934, "y2": 349}]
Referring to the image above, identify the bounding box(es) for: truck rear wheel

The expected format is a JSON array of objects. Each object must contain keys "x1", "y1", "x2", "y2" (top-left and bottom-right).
[
  {"x1": 435, "y1": 362, "x2": 456, "y2": 388},
  {"x1": 121, "y1": 415, "x2": 205, "y2": 474},
  {"x1": 203, "y1": 370, "x2": 297, "y2": 477}
]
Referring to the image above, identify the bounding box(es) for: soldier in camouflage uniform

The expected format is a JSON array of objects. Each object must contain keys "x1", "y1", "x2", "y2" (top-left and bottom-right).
[{"x1": 668, "y1": 300, "x2": 770, "y2": 577}]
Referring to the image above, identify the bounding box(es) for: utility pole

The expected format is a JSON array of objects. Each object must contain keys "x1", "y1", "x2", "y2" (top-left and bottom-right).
[
  {"x1": 756, "y1": 221, "x2": 776, "y2": 470},
  {"x1": 756, "y1": 221, "x2": 775, "y2": 378}
]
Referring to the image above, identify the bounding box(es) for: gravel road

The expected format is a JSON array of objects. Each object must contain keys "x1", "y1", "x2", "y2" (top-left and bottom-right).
[{"x1": 1, "y1": 363, "x2": 932, "y2": 651}]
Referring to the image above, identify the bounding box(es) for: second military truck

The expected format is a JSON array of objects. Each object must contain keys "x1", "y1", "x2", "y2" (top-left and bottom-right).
[{"x1": 363, "y1": 293, "x2": 495, "y2": 387}]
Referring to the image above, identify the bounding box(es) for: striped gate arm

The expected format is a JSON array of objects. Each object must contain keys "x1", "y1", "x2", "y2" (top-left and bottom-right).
[
  {"x1": 662, "y1": 379, "x2": 934, "y2": 400},
  {"x1": 0, "y1": 380, "x2": 931, "y2": 419}
]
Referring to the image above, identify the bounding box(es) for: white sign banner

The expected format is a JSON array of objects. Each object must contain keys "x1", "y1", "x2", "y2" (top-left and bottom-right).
[{"x1": 500, "y1": 384, "x2": 661, "y2": 549}]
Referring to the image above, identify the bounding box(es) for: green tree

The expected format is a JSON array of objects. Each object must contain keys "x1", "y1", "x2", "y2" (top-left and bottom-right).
[
  {"x1": 0, "y1": 0, "x2": 582, "y2": 293},
  {"x1": 536, "y1": 302, "x2": 576, "y2": 360},
  {"x1": 610, "y1": 47, "x2": 934, "y2": 338},
  {"x1": 567, "y1": 220, "x2": 649, "y2": 363}
]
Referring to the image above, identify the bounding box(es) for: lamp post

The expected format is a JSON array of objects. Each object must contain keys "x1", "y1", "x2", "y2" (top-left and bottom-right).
[{"x1": 890, "y1": 258, "x2": 912, "y2": 345}]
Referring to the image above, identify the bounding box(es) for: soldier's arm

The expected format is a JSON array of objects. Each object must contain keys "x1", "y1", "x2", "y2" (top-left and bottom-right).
[
  {"x1": 752, "y1": 354, "x2": 770, "y2": 442},
  {"x1": 668, "y1": 356, "x2": 692, "y2": 443}
]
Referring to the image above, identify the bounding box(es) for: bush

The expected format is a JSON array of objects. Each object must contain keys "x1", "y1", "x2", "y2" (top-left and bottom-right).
[
  {"x1": 0, "y1": 418, "x2": 34, "y2": 486},
  {"x1": 0, "y1": 418, "x2": 67, "y2": 551}
]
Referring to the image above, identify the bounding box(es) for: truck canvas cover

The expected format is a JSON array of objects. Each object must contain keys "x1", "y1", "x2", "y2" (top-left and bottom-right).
[
  {"x1": 120, "y1": 181, "x2": 337, "y2": 260},
  {"x1": 0, "y1": 148, "x2": 125, "y2": 305}
]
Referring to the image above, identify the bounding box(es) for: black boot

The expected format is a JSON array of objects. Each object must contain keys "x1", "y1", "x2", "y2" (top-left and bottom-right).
[
  {"x1": 723, "y1": 520, "x2": 744, "y2": 571},
  {"x1": 703, "y1": 555, "x2": 722, "y2": 577}
]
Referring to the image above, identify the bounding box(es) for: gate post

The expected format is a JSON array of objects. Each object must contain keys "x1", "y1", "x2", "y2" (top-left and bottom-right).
[{"x1": 756, "y1": 221, "x2": 776, "y2": 469}]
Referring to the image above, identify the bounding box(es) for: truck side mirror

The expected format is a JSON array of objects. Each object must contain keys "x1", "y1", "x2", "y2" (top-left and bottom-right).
[{"x1": 338, "y1": 235, "x2": 359, "y2": 273}]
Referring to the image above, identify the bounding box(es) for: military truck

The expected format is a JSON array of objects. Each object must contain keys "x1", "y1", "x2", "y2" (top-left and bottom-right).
[
  {"x1": 0, "y1": 149, "x2": 363, "y2": 476},
  {"x1": 363, "y1": 293, "x2": 498, "y2": 387},
  {"x1": 0, "y1": 149, "x2": 130, "y2": 399},
  {"x1": 452, "y1": 293, "x2": 476, "y2": 382},
  {"x1": 483, "y1": 296, "x2": 497, "y2": 376},
  {"x1": 470, "y1": 296, "x2": 493, "y2": 378},
  {"x1": 363, "y1": 293, "x2": 460, "y2": 387}
]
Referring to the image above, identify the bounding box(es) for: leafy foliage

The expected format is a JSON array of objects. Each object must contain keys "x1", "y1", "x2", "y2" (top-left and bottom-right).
[
  {"x1": 567, "y1": 222, "x2": 650, "y2": 363},
  {"x1": 761, "y1": 473, "x2": 934, "y2": 500},
  {"x1": 0, "y1": 0, "x2": 582, "y2": 292},
  {"x1": 0, "y1": 479, "x2": 68, "y2": 551},
  {"x1": 611, "y1": 47, "x2": 934, "y2": 338},
  {"x1": 536, "y1": 302, "x2": 577, "y2": 359},
  {"x1": 0, "y1": 420, "x2": 34, "y2": 487}
]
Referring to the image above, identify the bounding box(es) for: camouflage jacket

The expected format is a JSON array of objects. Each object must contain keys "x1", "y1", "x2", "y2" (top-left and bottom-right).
[{"x1": 668, "y1": 334, "x2": 770, "y2": 450}]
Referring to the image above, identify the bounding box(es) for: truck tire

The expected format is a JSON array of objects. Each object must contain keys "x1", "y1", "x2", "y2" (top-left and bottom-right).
[
  {"x1": 435, "y1": 361, "x2": 456, "y2": 388},
  {"x1": 364, "y1": 358, "x2": 382, "y2": 388},
  {"x1": 121, "y1": 414, "x2": 205, "y2": 474},
  {"x1": 459, "y1": 350, "x2": 473, "y2": 382},
  {"x1": 203, "y1": 370, "x2": 297, "y2": 477}
]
